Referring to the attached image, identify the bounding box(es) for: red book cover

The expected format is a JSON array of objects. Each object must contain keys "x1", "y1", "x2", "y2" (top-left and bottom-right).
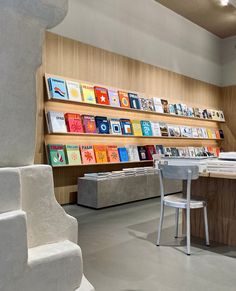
[
  {"x1": 82, "y1": 115, "x2": 97, "y2": 133},
  {"x1": 80, "y1": 145, "x2": 96, "y2": 164},
  {"x1": 94, "y1": 145, "x2": 108, "y2": 163},
  {"x1": 118, "y1": 91, "x2": 130, "y2": 108},
  {"x1": 65, "y1": 113, "x2": 84, "y2": 133},
  {"x1": 107, "y1": 145, "x2": 120, "y2": 163},
  {"x1": 145, "y1": 145, "x2": 157, "y2": 160},
  {"x1": 94, "y1": 86, "x2": 110, "y2": 105}
]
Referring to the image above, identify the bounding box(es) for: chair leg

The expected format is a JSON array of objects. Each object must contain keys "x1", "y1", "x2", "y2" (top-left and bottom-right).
[
  {"x1": 156, "y1": 202, "x2": 165, "y2": 246},
  {"x1": 186, "y1": 207, "x2": 191, "y2": 255},
  {"x1": 203, "y1": 206, "x2": 210, "y2": 246},
  {"x1": 175, "y1": 208, "x2": 179, "y2": 238}
]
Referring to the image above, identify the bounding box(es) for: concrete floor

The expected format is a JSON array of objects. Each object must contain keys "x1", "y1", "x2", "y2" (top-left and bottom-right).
[{"x1": 64, "y1": 198, "x2": 236, "y2": 291}]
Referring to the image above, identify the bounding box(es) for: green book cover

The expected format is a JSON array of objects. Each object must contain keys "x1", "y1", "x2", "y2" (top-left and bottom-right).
[
  {"x1": 65, "y1": 145, "x2": 82, "y2": 165},
  {"x1": 47, "y1": 144, "x2": 67, "y2": 166}
]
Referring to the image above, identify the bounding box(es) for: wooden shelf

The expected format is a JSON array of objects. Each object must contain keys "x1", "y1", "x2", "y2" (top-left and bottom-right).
[{"x1": 46, "y1": 98, "x2": 225, "y2": 123}]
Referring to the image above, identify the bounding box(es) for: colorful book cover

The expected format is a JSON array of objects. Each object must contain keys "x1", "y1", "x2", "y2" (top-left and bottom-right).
[
  {"x1": 145, "y1": 145, "x2": 156, "y2": 160},
  {"x1": 193, "y1": 108, "x2": 201, "y2": 118},
  {"x1": 153, "y1": 97, "x2": 164, "y2": 113},
  {"x1": 47, "y1": 77, "x2": 68, "y2": 100},
  {"x1": 192, "y1": 127, "x2": 199, "y2": 138},
  {"x1": 95, "y1": 116, "x2": 110, "y2": 134},
  {"x1": 65, "y1": 145, "x2": 82, "y2": 165},
  {"x1": 110, "y1": 119, "x2": 122, "y2": 135},
  {"x1": 202, "y1": 109, "x2": 208, "y2": 119},
  {"x1": 47, "y1": 144, "x2": 67, "y2": 166},
  {"x1": 80, "y1": 83, "x2": 96, "y2": 104},
  {"x1": 156, "y1": 145, "x2": 165, "y2": 155},
  {"x1": 94, "y1": 145, "x2": 108, "y2": 163},
  {"x1": 140, "y1": 120, "x2": 153, "y2": 136},
  {"x1": 167, "y1": 125, "x2": 181, "y2": 137},
  {"x1": 211, "y1": 129, "x2": 216, "y2": 139},
  {"x1": 118, "y1": 147, "x2": 129, "y2": 162},
  {"x1": 174, "y1": 104, "x2": 183, "y2": 115},
  {"x1": 163, "y1": 147, "x2": 172, "y2": 157},
  {"x1": 206, "y1": 128, "x2": 213, "y2": 138},
  {"x1": 128, "y1": 93, "x2": 141, "y2": 110},
  {"x1": 180, "y1": 126, "x2": 193, "y2": 138},
  {"x1": 107, "y1": 145, "x2": 120, "y2": 163},
  {"x1": 169, "y1": 104, "x2": 176, "y2": 115},
  {"x1": 159, "y1": 122, "x2": 169, "y2": 137},
  {"x1": 187, "y1": 107, "x2": 194, "y2": 117},
  {"x1": 80, "y1": 145, "x2": 96, "y2": 164},
  {"x1": 64, "y1": 113, "x2": 84, "y2": 133},
  {"x1": 161, "y1": 99, "x2": 169, "y2": 113},
  {"x1": 139, "y1": 97, "x2": 149, "y2": 111},
  {"x1": 108, "y1": 89, "x2": 120, "y2": 107},
  {"x1": 120, "y1": 119, "x2": 133, "y2": 135},
  {"x1": 188, "y1": 147, "x2": 196, "y2": 157},
  {"x1": 147, "y1": 98, "x2": 155, "y2": 111},
  {"x1": 66, "y1": 80, "x2": 82, "y2": 102},
  {"x1": 181, "y1": 104, "x2": 188, "y2": 116},
  {"x1": 126, "y1": 145, "x2": 140, "y2": 161},
  {"x1": 47, "y1": 111, "x2": 67, "y2": 133},
  {"x1": 151, "y1": 122, "x2": 161, "y2": 136},
  {"x1": 171, "y1": 147, "x2": 179, "y2": 157},
  {"x1": 131, "y1": 120, "x2": 142, "y2": 136},
  {"x1": 137, "y1": 146, "x2": 148, "y2": 161},
  {"x1": 94, "y1": 86, "x2": 110, "y2": 105},
  {"x1": 207, "y1": 109, "x2": 213, "y2": 119},
  {"x1": 118, "y1": 91, "x2": 130, "y2": 108},
  {"x1": 201, "y1": 128, "x2": 209, "y2": 138},
  {"x1": 82, "y1": 115, "x2": 97, "y2": 133},
  {"x1": 178, "y1": 147, "x2": 189, "y2": 157}
]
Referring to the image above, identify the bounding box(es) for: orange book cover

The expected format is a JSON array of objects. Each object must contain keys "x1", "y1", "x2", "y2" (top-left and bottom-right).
[
  {"x1": 118, "y1": 91, "x2": 130, "y2": 108},
  {"x1": 107, "y1": 145, "x2": 120, "y2": 163},
  {"x1": 215, "y1": 130, "x2": 220, "y2": 139},
  {"x1": 94, "y1": 145, "x2": 108, "y2": 163},
  {"x1": 94, "y1": 86, "x2": 110, "y2": 105},
  {"x1": 80, "y1": 145, "x2": 96, "y2": 164}
]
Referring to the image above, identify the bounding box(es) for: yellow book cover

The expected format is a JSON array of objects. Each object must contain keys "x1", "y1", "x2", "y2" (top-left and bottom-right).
[
  {"x1": 94, "y1": 145, "x2": 108, "y2": 163},
  {"x1": 206, "y1": 128, "x2": 213, "y2": 138},
  {"x1": 80, "y1": 82, "x2": 96, "y2": 104},
  {"x1": 131, "y1": 120, "x2": 142, "y2": 136}
]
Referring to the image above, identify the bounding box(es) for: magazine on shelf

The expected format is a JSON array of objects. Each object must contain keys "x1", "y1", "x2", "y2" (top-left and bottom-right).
[
  {"x1": 126, "y1": 145, "x2": 140, "y2": 161},
  {"x1": 145, "y1": 145, "x2": 156, "y2": 160},
  {"x1": 80, "y1": 145, "x2": 96, "y2": 164},
  {"x1": 120, "y1": 119, "x2": 133, "y2": 135},
  {"x1": 180, "y1": 126, "x2": 193, "y2": 138},
  {"x1": 151, "y1": 122, "x2": 161, "y2": 136},
  {"x1": 161, "y1": 99, "x2": 169, "y2": 113},
  {"x1": 66, "y1": 80, "x2": 82, "y2": 102},
  {"x1": 82, "y1": 115, "x2": 97, "y2": 134},
  {"x1": 153, "y1": 97, "x2": 164, "y2": 113},
  {"x1": 110, "y1": 119, "x2": 122, "y2": 135},
  {"x1": 65, "y1": 145, "x2": 82, "y2": 165},
  {"x1": 80, "y1": 83, "x2": 96, "y2": 104},
  {"x1": 137, "y1": 146, "x2": 148, "y2": 161},
  {"x1": 95, "y1": 116, "x2": 110, "y2": 134},
  {"x1": 159, "y1": 122, "x2": 169, "y2": 137},
  {"x1": 47, "y1": 111, "x2": 67, "y2": 133},
  {"x1": 118, "y1": 147, "x2": 129, "y2": 162},
  {"x1": 47, "y1": 144, "x2": 67, "y2": 166},
  {"x1": 64, "y1": 113, "x2": 84, "y2": 133},
  {"x1": 107, "y1": 145, "x2": 120, "y2": 163},
  {"x1": 94, "y1": 145, "x2": 108, "y2": 163},
  {"x1": 174, "y1": 104, "x2": 183, "y2": 115},
  {"x1": 94, "y1": 86, "x2": 110, "y2": 105},
  {"x1": 131, "y1": 120, "x2": 143, "y2": 136},
  {"x1": 169, "y1": 104, "x2": 176, "y2": 115},
  {"x1": 118, "y1": 91, "x2": 130, "y2": 108},
  {"x1": 128, "y1": 93, "x2": 141, "y2": 110},
  {"x1": 47, "y1": 77, "x2": 68, "y2": 100},
  {"x1": 108, "y1": 89, "x2": 120, "y2": 107},
  {"x1": 140, "y1": 120, "x2": 153, "y2": 136},
  {"x1": 167, "y1": 124, "x2": 181, "y2": 137}
]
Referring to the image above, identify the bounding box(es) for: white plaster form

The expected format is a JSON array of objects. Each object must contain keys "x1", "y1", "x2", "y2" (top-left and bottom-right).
[{"x1": 0, "y1": 1, "x2": 94, "y2": 290}]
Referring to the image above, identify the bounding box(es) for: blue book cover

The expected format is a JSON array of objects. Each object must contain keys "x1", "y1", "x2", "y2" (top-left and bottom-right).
[
  {"x1": 120, "y1": 119, "x2": 133, "y2": 135},
  {"x1": 118, "y1": 147, "x2": 129, "y2": 162},
  {"x1": 156, "y1": 145, "x2": 164, "y2": 155},
  {"x1": 95, "y1": 116, "x2": 110, "y2": 134},
  {"x1": 128, "y1": 93, "x2": 141, "y2": 110},
  {"x1": 47, "y1": 77, "x2": 68, "y2": 100},
  {"x1": 140, "y1": 120, "x2": 153, "y2": 136}
]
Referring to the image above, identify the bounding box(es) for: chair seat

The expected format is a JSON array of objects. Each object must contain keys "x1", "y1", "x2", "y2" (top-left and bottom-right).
[{"x1": 163, "y1": 194, "x2": 206, "y2": 209}]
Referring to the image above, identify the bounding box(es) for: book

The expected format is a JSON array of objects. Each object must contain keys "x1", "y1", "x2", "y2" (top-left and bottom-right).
[
  {"x1": 151, "y1": 122, "x2": 161, "y2": 136},
  {"x1": 218, "y1": 110, "x2": 225, "y2": 122},
  {"x1": 192, "y1": 127, "x2": 199, "y2": 138},
  {"x1": 64, "y1": 113, "x2": 84, "y2": 133},
  {"x1": 66, "y1": 80, "x2": 82, "y2": 102},
  {"x1": 163, "y1": 147, "x2": 172, "y2": 157},
  {"x1": 120, "y1": 119, "x2": 133, "y2": 135},
  {"x1": 187, "y1": 107, "x2": 194, "y2": 117},
  {"x1": 188, "y1": 147, "x2": 196, "y2": 157},
  {"x1": 94, "y1": 86, "x2": 110, "y2": 105},
  {"x1": 201, "y1": 128, "x2": 209, "y2": 138},
  {"x1": 108, "y1": 89, "x2": 120, "y2": 107},
  {"x1": 147, "y1": 98, "x2": 155, "y2": 111},
  {"x1": 94, "y1": 145, "x2": 108, "y2": 163},
  {"x1": 118, "y1": 91, "x2": 130, "y2": 108},
  {"x1": 153, "y1": 97, "x2": 164, "y2": 113},
  {"x1": 178, "y1": 147, "x2": 189, "y2": 157},
  {"x1": 161, "y1": 99, "x2": 169, "y2": 113},
  {"x1": 47, "y1": 77, "x2": 68, "y2": 100},
  {"x1": 197, "y1": 128, "x2": 204, "y2": 138},
  {"x1": 159, "y1": 122, "x2": 169, "y2": 137},
  {"x1": 156, "y1": 145, "x2": 165, "y2": 155},
  {"x1": 118, "y1": 147, "x2": 129, "y2": 162},
  {"x1": 139, "y1": 97, "x2": 149, "y2": 111},
  {"x1": 95, "y1": 116, "x2": 110, "y2": 134},
  {"x1": 207, "y1": 109, "x2": 213, "y2": 119},
  {"x1": 169, "y1": 104, "x2": 176, "y2": 115},
  {"x1": 171, "y1": 147, "x2": 179, "y2": 157},
  {"x1": 65, "y1": 145, "x2": 82, "y2": 165},
  {"x1": 126, "y1": 145, "x2": 140, "y2": 161},
  {"x1": 206, "y1": 128, "x2": 213, "y2": 138},
  {"x1": 145, "y1": 145, "x2": 156, "y2": 160},
  {"x1": 80, "y1": 83, "x2": 96, "y2": 104},
  {"x1": 137, "y1": 146, "x2": 148, "y2": 161},
  {"x1": 140, "y1": 120, "x2": 153, "y2": 136},
  {"x1": 47, "y1": 111, "x2": 67, "y2": 133},
  {"x1": 167, "y1": 125, "x2": 181, "y2": 137},
  {"x1": 107, "y1": 145, "x2": 120, "y2": 163},
  {"x1": 180, "y1": 104, "x2": 188, "y2": 116},
  {"x1": 80, "y1": 145, "x2": 96, "y2": 164},
  {"x1": 219, "y1": 129, "x2": 224, "y2": 139},
  {"x1": 199, "y1": 109, "x2": 204, "y2": 119},
  {"x1": 211, "y1": 109, "x2": 218, "y2": 121},
  {"x1": 193, "y1": 108, "x2": 201, "y2": 118},
  {"x1": 131, "y1": 120, "x2": 143, "y2": 136},
  {"x1": 180, "y1": 126, "x2": 193, "y2": 138},
  {"x1": 47, "y1": 144, "x2": 67, "y2": 166},
  {"x1": 110, "y1": 119, "x2": 122, "y2": 135},
  {"x1": 211, "y1": 129, "x2": 216, "y2": 139},
  {"x1": 128, "y1": 93, "x2": 141, "y2": 110},
  {"x1": 82, "y1": 115, "x2": 97, "y2": 134},
  {"x1": 202, "y1": 109, "x2": 208, "y2": 119},
  {"x1": 174, "y1": 104, "x2": 183, "y2": 115}
]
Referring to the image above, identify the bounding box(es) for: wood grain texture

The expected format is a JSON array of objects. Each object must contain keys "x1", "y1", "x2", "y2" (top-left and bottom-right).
[{"x1": 36, "y1": 32, "x2": 222, "y2": 204}]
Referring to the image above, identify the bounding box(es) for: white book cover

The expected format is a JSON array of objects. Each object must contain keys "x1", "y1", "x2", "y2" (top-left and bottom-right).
[
  {"x1": 180, "y1": 126, "x2": 193, "y2": 138},
  {"x1": 153, "y1": 97, "x2": 164, "y2": 113},
  {"x1": 125, "y1": 145, "x2": 140, "y2": 161},
  {"x1": 110, "y1": 119, "x2": 122, "y2": 135},
  {"x1": 218, "y1": 110, "x2": 225, "y2": 122},
  {"x1": 167, "y1": 124, "x2": 181, "y2": 137},
  {"x1": 192, "y1": 127, "x2": 199, "y2": 138},
  {"x1": 211, "y1": 129, "x2": 216, "y2": 139},
  {"x1": 151, "y1": 122, "x2": 161, "y2": 136},
  {"x1": 188, "y1": 147, "x2": 196, "y2": 157},
  {"x1": 201, "y1": 128, "x2": 208, "y2": 138},
  {"x1": 66, "y1": 80, "x2": 82, "y2": 102},
  {"x1": 47, "y1": 111, "x2": 67, "y2": 133}
]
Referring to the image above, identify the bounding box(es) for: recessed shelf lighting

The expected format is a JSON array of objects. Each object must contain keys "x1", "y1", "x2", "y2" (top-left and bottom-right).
[{"x1": 220, "y1": 0, "x2": 229, "y2": 6}]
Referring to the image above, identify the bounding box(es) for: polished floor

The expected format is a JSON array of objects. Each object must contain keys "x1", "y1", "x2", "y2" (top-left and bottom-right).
[{"x1": 64, "y1": 198, "x2": 236, "y2": 291}]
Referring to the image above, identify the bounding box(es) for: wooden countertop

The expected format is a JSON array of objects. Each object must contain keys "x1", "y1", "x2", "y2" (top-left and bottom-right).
[{"x1": 200, "y1": 171, "x2": 236, "y2": 179}]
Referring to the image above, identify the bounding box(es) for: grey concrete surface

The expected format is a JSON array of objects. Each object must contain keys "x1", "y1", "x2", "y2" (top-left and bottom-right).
[{"x1": 64, "y1": 198, "x2": 236, "y2": 291}]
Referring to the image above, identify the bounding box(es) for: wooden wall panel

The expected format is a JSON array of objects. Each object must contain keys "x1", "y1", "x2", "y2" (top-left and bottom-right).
[{"x1": 35, "y1": 32, "x2": 223, "y2": 204}]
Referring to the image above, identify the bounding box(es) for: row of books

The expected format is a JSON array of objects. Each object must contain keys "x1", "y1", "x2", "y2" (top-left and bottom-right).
[
  {"x1": 47, "y1": 111, "x2": 224, "y2": 139},
  {"x1": 47, "y1": 143, "x2": 220, "y2": 167},
  {"x1": 47, "y1": 76, "x2": 225, "y2": 121}
]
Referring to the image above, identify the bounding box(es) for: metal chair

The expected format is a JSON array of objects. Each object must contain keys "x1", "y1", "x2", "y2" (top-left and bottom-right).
[{"x1": 156, "y1": 164, "x2": 210, "y2": 255}]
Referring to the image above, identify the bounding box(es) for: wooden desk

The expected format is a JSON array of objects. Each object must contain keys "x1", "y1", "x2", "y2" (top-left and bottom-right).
[{"x1": 188, "y1": 172, "x2": 236, "y2": 246}]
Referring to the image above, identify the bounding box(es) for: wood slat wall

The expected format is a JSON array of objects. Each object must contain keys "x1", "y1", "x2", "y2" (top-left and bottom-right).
[{"x1": 35, "y1": 32, "x2": 223, "y2": 204}]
